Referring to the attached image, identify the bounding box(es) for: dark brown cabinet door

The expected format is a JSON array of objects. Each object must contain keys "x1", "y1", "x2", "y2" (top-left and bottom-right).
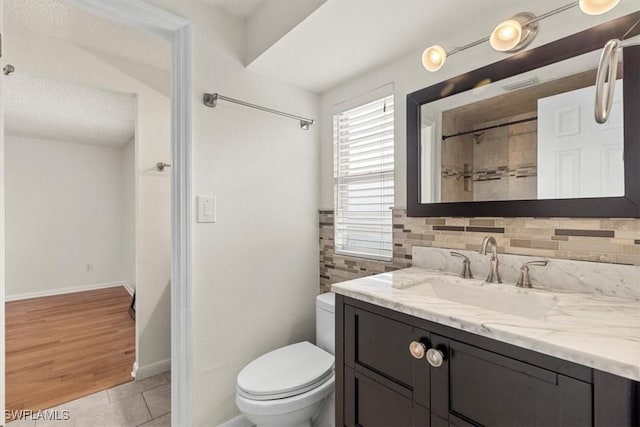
[
  {"x1": 345, "y1": 305, "x2": 415, "y2": 386},
  {"x1": 342, "y1": 306, "x2": 431, "y2": 426},
  {"x1": 429, "y1": 334, "x2": 592, "y2": 426},
  {"x1": 344, "y1": 366, "x2": 429, "y2": 427}
]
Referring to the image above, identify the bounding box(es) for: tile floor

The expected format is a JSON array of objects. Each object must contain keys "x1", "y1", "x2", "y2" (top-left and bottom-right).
[{"x1": 7, "y1": 372, "x2": 171, "y2": 427}]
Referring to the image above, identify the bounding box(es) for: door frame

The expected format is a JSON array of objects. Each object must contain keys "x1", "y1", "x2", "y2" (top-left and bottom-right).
[{"x1": 0, "y1": 1, "x2": 193, "y2": 426}]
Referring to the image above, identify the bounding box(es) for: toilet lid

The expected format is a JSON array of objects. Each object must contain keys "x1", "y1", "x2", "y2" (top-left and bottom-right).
[{"x1": 237, "y1": 341, "x2": 334, "y2": 400}]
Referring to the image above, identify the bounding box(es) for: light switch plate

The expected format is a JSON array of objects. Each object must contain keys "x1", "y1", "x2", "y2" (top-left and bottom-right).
[{"x1": 197, "y1": 196, "x2": 216, "y2": 223}]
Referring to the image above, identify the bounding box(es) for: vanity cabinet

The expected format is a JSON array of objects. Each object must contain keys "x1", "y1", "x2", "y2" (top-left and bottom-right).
[{"x1": 336, "y1": 295, "x2": 639, "y2": 427}]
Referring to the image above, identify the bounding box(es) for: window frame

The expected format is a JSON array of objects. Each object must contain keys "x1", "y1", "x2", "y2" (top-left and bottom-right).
[{"x1": 333, "y1": 88, "x2": 395, "y2": 262}]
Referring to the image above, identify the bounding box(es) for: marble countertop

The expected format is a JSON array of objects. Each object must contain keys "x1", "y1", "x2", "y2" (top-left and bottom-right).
[{"x1": 332, "y1": 267, "x2": 640, "y2": 382}]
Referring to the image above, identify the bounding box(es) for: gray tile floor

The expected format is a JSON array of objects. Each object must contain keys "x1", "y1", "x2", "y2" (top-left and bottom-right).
[{"x1": 7, "y1": 372, "x2": 171, "y2": 427}]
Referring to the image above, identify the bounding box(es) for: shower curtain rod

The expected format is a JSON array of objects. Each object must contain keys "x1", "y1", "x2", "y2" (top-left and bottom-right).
[
  {"x1": 203, "y1": 92, "x2": 315, "y2": 130},
  {"x1": 442, "y1": 116, "x2": 537, "y2": 141}
]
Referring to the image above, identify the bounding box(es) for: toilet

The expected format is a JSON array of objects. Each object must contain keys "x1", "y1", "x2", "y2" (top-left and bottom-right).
[{"x1": 236, "y1": 293, "x2": 336, "y2": 427}]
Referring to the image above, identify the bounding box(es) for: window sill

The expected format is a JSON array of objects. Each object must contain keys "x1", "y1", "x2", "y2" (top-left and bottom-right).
[{"x1": 334, "y1": 249, "x2": 393, "y2": 263}]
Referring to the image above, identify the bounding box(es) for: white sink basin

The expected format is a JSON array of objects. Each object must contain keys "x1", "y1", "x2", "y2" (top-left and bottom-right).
[{"x1": 393, "y1": 273, "x2": 557, "y2": 320}]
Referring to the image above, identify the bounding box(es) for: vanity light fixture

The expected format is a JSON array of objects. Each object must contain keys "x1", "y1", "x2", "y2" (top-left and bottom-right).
[
  {"x1": 421, "y1": 0, "x2": 621, "y2": 72},
  {"x1": 579, "y1": 0, "x2": 620, "y2": 15},
  {"x1": 490, "y1": 13, "x2": 538, "y2": 52},
  {"x1": 490, "y1": 19, "x2": 523, "y2": 51},
  {"x1": 422, "y1": 45, "x2": 447, "y2": 71}
]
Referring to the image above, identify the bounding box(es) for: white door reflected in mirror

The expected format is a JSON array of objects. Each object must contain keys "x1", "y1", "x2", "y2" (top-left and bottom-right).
[{"x1": 537, "y1": 81, "x2": 624, "y2": 199}]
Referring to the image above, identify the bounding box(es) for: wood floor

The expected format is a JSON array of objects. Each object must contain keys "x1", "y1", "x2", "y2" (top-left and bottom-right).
[{"x1": 5, "y1": 286, "x2": 135, "y2": 413}]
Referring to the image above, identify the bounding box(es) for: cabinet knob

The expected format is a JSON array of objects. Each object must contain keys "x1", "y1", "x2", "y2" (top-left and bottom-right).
[
  {"x1": 426, "y1": 348, "x2": 444, "y2": 367},
  {"x1": 409, "y1": 341, "x2": 427, "y2": 359}
]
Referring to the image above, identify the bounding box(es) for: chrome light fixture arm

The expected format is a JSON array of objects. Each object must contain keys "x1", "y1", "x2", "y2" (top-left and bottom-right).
[
  {"x1": 595, "y1": 39, "x2": 621, "y2": 124},
  {"x1": 595, "y1": 37, "x2": 640, "y2": 124}
]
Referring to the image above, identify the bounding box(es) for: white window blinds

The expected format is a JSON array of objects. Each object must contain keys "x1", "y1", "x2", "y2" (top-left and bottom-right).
[{"x1": 333, "y1": 94, "x2": 394, "y2": 261}]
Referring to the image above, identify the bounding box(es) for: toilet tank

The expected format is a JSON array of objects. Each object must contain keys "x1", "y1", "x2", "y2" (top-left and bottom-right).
[{"x1": 315, "y1": 293, "x2": 335, "y2": 355}]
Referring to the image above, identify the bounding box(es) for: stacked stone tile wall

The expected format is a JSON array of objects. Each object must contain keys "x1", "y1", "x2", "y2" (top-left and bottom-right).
[{"x1": 319, "y1": 209, "x2": 640, "y2": 293}]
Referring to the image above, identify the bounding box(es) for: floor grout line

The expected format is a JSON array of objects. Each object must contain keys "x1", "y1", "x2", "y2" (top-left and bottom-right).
[
  {"x1": 140, "y1": 391, "x2": 153, "y2": 425},
  {"x1": 141, "y1": 391, "x2": 151, "y2": 410}
]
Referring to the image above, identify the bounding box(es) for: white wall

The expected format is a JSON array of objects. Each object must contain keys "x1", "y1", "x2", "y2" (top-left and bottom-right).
[
  {"x1": 5, "y1": 4, "x2": 319, "y2": 423},
  {"x1": 318, "y1": 3, "x2": 640, "y2": 210},
  {"x1": 3, "y1": 23, "x2": 171, "y2": 373},
  {"x1": 122, "y1": 139, "x2": 136, "y2": 289},
  {"x1": 146, "y1": 2, "x2": 320, "y2": 425},
  {"x1": 4, "y1": 135, "x2": 124, "y2": 298}
]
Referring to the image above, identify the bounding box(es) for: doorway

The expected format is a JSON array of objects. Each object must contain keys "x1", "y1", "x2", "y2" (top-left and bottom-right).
[
  {"x1": 3, "y1": 67, "x2": 140, "y2": 417},
  {"x1": 0, "y1": 0, "x2": 192, "y2": 425}
]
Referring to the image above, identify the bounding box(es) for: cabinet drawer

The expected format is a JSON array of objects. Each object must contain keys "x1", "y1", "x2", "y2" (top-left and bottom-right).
[{"x1": 345, "y1": 306, "x2": 415, "y2": 386}]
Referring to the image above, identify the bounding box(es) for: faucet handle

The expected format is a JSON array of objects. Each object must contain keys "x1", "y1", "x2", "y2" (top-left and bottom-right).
[
  {"x1": 450, "y1": 251, "x2": 468, "y2": 260},
  {"x1": 517, "y1": 260, "x2": 548, "y2": 288},
  {"x1": 522, "y1": 260, "x2": 549, "y2": 268},
  {"x1": 450, "y1": 252, "x2": 473, "y2": 279}
]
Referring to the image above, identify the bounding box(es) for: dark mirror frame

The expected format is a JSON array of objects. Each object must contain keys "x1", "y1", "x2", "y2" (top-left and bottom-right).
[{"x1": 407, "y1": 12, "x2": 640, "y2": 218}]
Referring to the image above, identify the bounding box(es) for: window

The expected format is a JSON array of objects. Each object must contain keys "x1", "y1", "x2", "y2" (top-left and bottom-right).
[{"x1": 333, "y1": 94, "x2": 394, "y2": 261}]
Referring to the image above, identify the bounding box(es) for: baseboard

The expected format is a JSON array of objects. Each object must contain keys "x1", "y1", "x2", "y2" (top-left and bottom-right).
[
  {"x1": 217, "y1": 415, "x2": 253, "y2": 427},
  {"x1": 5, "y1": 281, "x2": 129, "y2": 302},
  {"x1": 122, "y1": 281, "x2": 135, "y2": 296},
  {"x1": 131, "y1": 361, "x2": 138, "y2": 379},
  {"x1": 134, "y1": 358, "x2": 171, "y2": 380}
]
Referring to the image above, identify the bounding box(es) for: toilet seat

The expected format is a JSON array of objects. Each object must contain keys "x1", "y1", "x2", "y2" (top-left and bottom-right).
[
  {"x1": 237, "y1": 341, "x2": 334, "y2": 401},
  {"x1": 236, "y1": 373, "x2": 335, "y2": 419}
]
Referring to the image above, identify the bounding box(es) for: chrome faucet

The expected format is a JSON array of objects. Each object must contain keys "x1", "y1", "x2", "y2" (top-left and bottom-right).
[{"x1": 479, "y1": 236, "x2": 502, "y2": 283}]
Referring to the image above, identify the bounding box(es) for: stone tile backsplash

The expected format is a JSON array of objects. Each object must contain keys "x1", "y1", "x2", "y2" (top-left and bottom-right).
[
  {"x1": 412, "y1": 246, "x2": 640, "y2": 299},
  {"x1": 319, "y1": 209, "x2": 640, "y2": 293}
]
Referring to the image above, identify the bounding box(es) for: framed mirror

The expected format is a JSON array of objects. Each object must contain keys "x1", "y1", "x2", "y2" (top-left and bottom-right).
[{"x1": 407, "y1": 12, "x2": 640, "y2": 217}]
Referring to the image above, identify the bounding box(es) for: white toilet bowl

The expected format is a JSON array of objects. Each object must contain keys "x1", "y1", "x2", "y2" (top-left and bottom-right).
[
  {"x1": 235, "y1": 294, "x2": 336, "y2": 427},
  {"x1": 236, "y1": 372, "x2": 334, "y2": 427}
]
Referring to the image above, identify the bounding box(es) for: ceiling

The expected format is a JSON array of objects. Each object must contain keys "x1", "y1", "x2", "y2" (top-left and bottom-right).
[
  {"x1": 5, "y1": 0, "x2": 634, "y2": 106},
  {"x1": 246, "y1": 0, "x2": 617, "y2": 93},
  {"x1": 3, "y1": 0, "x2": 166, "y2": 147},
  {"x1": 4, "y1": 0, "x2": 170, "y2": 70},
  {"x1": 200, "y1": 0, "x2": 264, "y2": 19},
  {"x1": 4, "y1": 73, "x2": 136, "y2": 148}
]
